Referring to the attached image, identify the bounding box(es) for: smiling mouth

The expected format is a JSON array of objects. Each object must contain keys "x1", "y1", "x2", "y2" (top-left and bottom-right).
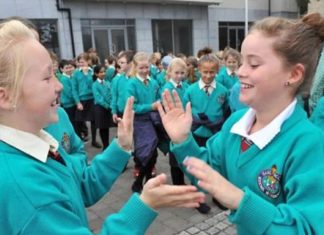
[
  {"x1": 51, "y1": 97, "x2": 60, "y2": 107},
  {"x1": 241, "y1": 82, "x2": 254, "y2": 89}
]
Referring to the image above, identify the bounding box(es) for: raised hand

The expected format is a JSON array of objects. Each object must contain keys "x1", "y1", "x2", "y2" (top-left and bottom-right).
[
  {"x1": 140, "y1": 173, "x2": 205, "y2": 209},
  {"x1": 183, "y1": 157, "x2": 244, "y2": 210},
  {"x1": 157, "y1": 90, "x2": 192, "y2": 144},
  {"x1": 117, "y1": 97, "x2": 134, "y2": 151}
]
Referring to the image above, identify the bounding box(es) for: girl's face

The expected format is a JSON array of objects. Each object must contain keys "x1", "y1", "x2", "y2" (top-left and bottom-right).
[
  {"x1": 62, "y1": 64, "x2": 73, "y2": 76},
  {"x1": 169, "y1": 65, "x2": 186, "y2": 83},
  {"x1": 17, "y1": 39, "x2": 63, "y2": 131},
  {"x1": 96, "y1": 67, "x2": 106, "y2": 80},
  {"x1": 118, "y1": 56, "x2": 129, "y2": 73},
  {"x1": 78, "y1": 58, "x2": 88, "y2": 68},
  {"x1": 136, "y1": 60, "x2": 150, "y2": 78},
  {"x1": 199, "y1": 62, "x2": 218, "y2": 85},
  {"x1": 225, "y1": 55, "x2": 239, "y2": 73},
  {"x1": 238, "y1": 31, "x2": 292, "y2": 111}
]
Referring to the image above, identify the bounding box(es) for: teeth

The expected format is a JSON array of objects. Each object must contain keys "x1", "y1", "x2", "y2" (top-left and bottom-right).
[{"x1": 241, "y1": 83, "x2": 254, "y2": 89}]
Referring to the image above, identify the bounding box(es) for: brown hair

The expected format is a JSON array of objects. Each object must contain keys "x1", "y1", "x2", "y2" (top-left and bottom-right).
[{"x1": 250, "y1": 12, "x2": 324, "y2": 94}]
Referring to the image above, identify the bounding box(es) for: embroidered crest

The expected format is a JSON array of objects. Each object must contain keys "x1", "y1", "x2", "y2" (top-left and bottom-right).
[
  {"x1": 217, "y1": 95, "x2": 226, "y2": 104},
  {"x1": 257, "y1": 165, "x2": 281, "y2": 199},
  {"x1": 61, "y1": 132, "x2": 71, "y2": 154}
]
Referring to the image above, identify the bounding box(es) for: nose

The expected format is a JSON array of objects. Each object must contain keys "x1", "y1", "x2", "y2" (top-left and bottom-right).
[
  {"x1": 54, "y1": 76, "x2": 63, "y2": 92},
  {"x1": 237, "y1": 64, "x2": 245, "y2": 80}
]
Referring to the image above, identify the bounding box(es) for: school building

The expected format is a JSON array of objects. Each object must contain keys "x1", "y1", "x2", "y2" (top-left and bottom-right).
[{"x1": 0, "y1": 0, "x2": 302, "y2": 62}]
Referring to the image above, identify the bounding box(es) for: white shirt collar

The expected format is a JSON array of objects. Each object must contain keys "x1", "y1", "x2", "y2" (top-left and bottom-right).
[
  {"x1": 226, "y1": 68, "x2": 237, "y2": 76},
  {"x1": 62, "y1": 73, "x2": 71, "y2": 78},
  {"x1": 198, "y1": 79, "x2": 216, "y2": 90},
  {"x1": 0, "y1": 124, "x2": 58, "y2": 163},
  {"x1": 136, "y1": 73, "x2": 150, "y2": 83},
  {"x1": 97, "y1": 78, "x2": 104, "y2": 83},
  {"x1": 230, "y1": 99, "x2": 297, "y2": 149},
  {"x1": 170, "y1": 79, "x2": 182, "y2": 87}
]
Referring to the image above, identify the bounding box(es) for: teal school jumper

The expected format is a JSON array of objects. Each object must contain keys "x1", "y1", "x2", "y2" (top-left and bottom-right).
[
  {"x1": 310, "y1": 96, "x2": 324, "y2": 131},
  {"x1": 162, "y1": 81, "x2": 189, "y2": 107},
  {"x1": 229, "y1": 81, "x2": 247, "y2": 112},
  {"x1": 111, "y1": 73, "x2": 130, "y2": 115},
  {"x1": 156, "y1": 70, "x2": 167, "y2": 96},
  {"x1": 183, "y1": 82, "x2": 229, "y2": 138},
  {"x1": 92, "y1": 80, "x2": 112, "y2": 109},
  {"x1": 217, "y1": 68, "x2": 239, "y2": 90},
  {"x1": 127, "y1": 77, "x2": 160, "y2": 114},
  {"x1": 59, "y1": 73, "x2": 76, "y2": 108},
  {"x1": 45, "y1": 107, "x2": 85, "y2": 156},
  {"x1": 171, "y1": 105, "x2": 324, "y2": 235},
  {"x1": 105, "y1": 65, "x2": 116, "y2": 82},
  {"x1": 150, "y1": 64, "x2": 160, "y2": 80},
  {"x1": 71, "y1": 68, "x2": 94, "y2": 103},
  {"x1": 0, "y1": 130, "x2": 157, "y2": 234}
]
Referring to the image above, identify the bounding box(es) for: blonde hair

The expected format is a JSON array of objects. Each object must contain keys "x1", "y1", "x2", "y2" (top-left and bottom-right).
[
  {"x1": 166, "y1": 58, "x2": 187, "y2": 81},
  {"x1": 0, "y1": 20, "x2": 35, "y2": 107},
  {"x1": 128, "y1": 52, "x2": 149, "y2": 77}
]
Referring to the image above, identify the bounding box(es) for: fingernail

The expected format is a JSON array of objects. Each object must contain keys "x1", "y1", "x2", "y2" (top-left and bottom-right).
[{"x1": 183, "y1": 156, "x2": 189, "y2": 164}]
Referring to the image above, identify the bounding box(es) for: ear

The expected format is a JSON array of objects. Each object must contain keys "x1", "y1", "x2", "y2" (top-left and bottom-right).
[
  {"x1": 0, "y1": 87, "x2": 14, "y2": 110},
  {"x1": 288, "y1": 63, "x2": 305, "y2": 87}
]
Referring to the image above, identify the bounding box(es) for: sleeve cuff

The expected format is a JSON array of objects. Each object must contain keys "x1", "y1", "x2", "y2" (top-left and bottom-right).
[
  {"x1": 119, "y1": 193, "x2": 158, "y2": 231},
  {"x1": 229, "y1": 187, "x2": 277, "y2": 234}
]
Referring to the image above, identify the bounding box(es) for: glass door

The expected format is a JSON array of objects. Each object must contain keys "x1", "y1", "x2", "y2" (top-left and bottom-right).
[{"x1": 92, "y1": 28, "x2": 128, "y2": 63}]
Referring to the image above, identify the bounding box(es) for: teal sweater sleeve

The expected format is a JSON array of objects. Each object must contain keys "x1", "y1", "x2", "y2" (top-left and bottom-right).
[
  {"x1": 111, "y1": 74, "x2": 120, "y2": 114},
  {"x1": 20, "y1": 193, "x2": 157, "y2": 235},
  {"x1": 310, "y1": 96, "x2": 324, "y2": 131}
]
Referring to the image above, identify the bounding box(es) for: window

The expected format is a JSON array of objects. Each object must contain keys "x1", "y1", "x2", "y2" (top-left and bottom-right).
[
  {"x1": 31, "y1": 19, "x2": 60, "y2": 57},
  {"x1": 81, "y1": 19, "x2": 136, "y2": 61},
  {"x1": 219, "y1": 22, "x2": 246, "y2": 51},
  {"x1": 152, "y1": 20, "x2": 192, "y2": 56}
]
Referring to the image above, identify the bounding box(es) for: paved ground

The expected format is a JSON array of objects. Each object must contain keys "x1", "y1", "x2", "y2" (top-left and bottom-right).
[{"x1": 85, "y1": 127, "x2": 236, "y2": 235}]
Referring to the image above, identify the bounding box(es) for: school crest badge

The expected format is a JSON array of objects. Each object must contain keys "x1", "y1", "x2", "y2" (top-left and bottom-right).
[
  {"x1": 61, "y1": 132, "x2": 71, "y2": 154},
  {"x1": 257, "y1": 165, "x2": 281, "y2": 199}
]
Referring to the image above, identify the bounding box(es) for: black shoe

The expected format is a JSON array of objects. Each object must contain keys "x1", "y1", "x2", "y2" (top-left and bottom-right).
[
  {"x1": 212, "y1": 198, "x2": 227, "y2": 210},
  {"x1": 91, "y1": 141, "x2": 102, "y2": 148},
  {"x1": 196, "y1": 203, "x2": 211, "y2": 214},
  {"x1": 131, "y1": 181, "x2": 143, "y2": 193}
]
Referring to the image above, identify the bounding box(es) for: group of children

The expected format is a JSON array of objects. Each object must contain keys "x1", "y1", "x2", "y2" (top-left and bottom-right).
[{"x1": 1, "y1": 11, "x2": 323, "y2": 234}]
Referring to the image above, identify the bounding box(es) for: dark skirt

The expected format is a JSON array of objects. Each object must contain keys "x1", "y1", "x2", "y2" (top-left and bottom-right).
[
  {"x1": 94, "y1": 104, "x2": 112, "y2": 129},
  {"x1": 75, "y1": 99, "x2": 94, "y2": 122}
]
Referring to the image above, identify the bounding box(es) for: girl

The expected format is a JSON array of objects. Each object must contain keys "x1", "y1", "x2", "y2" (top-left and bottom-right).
[
  {"x1": 162, "y1": 58, "x2": 189, "y2": 186},
  {"x1": 217, "y1": 48, "x2": 241, "y2": 90},
  {"x1": 72, "y1": 52, "x2": 101, "y2": 148},
  {"x1": 0, "y1": 20, "x2": 205, "y2": 234},
  {"x1": 158, "y1": 13, "x2": 324, "y2": 234},
  {"x1": 185, "y1": 56, "x2": 200, "y2": 85},
  {"x1": 127, "y1": 52, "x2": 160, "y2": 193},
  {"x1": 92, "y1": 64, "x2": 113, "y2": 150},
  {"x1": 111, "y1": 50, "x2": 134, "y2": 123}
]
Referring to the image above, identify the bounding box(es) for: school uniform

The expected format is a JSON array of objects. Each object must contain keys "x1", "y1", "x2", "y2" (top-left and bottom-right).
[
  {"x1": 310, "y1": 96, "x2": 324, "y2": 131},
  {"x1": 127, "y1": 75, "x2": 160, "y2": 191},
  {"x1": 217, "y1": 67, "x2": 239, "y2": 90},
  {"x1": 71, "y1": 67, "x2": 94, "y2": 122},
  {"x1": 162, "y1": 79, "x2": 190, "y2": 185},
  {"x1": 149, "y1": 64, "x2": 160, "y2": 80},
  {"x1": 0, "y1": 124, "x2": 157, "y2": 234},
  {"x1": 183, "y1": 79, "x2": 229, "y2": 145},
  {"x1": 171, "y1": 100, "x2": 324, "y2": 235},
  {"x1": 92, "y1": 79, "x2": 112, "y2": 129},
  {"x1": 229, "y1": 81, "x2": 248, "y2": 112},
  {"x1": 156, "y1": 70, "x2": 167, "y2": 96},
  {"x1": 59, "y1": 73, "x2": 76, "y2": 126},
  {"x1": 105, "y1": 65, "x2": 116, "y2": 82},
  {"x1": 92, "y1": 79, "x2": 113, "y2": 149},
  {"x1": 45, "y1": 107, "x2": 85, "y2": 156},
  {"x1": 111, "y1": 73, "x2": 130, "y2": 117}
]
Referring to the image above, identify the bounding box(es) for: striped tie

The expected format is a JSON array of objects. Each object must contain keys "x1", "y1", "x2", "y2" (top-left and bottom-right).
[
  {"x1": 241, "y1": 137, "x2": 253, "y2": 152},
  {"x1": 48, "y1": 150, "x2": 66, "y2": 165}
]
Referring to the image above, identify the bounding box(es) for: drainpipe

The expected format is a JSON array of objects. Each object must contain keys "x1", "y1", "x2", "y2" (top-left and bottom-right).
[{"x1": 56, "y1": 0, "x2": 76, "y2": 58}]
